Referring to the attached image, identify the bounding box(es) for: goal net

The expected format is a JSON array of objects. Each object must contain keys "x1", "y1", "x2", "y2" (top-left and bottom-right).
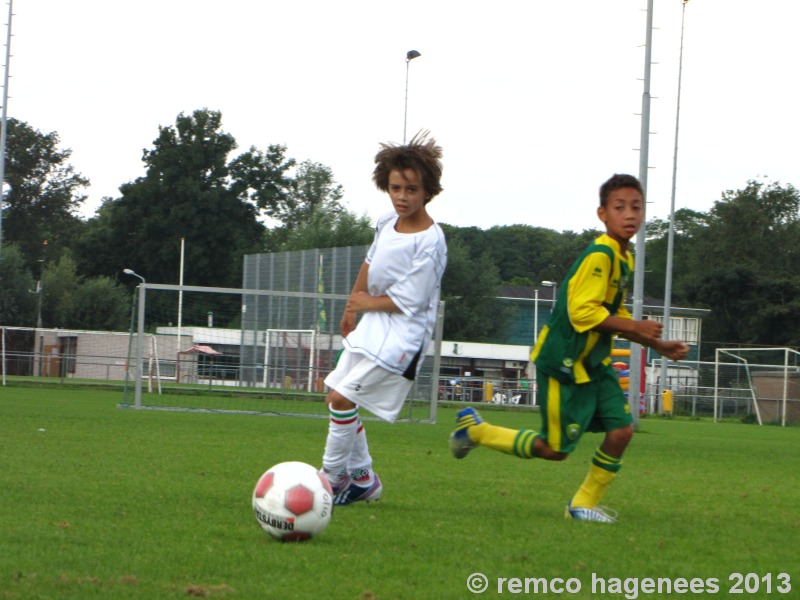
[
  {"x1": 263, "y1": 329, "x2": 318, "y2": 392},
  {"x1": 121, "y1": 246, "x2": 444, "y2": 423},
  {"x1": 714, "y1": 347, "x2": 800, "y2": 426}
]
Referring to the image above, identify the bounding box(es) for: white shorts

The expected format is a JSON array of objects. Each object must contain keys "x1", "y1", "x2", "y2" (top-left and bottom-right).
[{"x1": 324, "y1": 349, "x2": 413, "y2": 423}]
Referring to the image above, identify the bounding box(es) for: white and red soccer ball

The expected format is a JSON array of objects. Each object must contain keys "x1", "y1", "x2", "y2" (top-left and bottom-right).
[{"x1": 252, "y1": 461, "x2": 333, "y2": 542}]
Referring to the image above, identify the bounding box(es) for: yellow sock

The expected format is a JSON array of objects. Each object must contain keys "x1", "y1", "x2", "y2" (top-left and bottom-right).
[
  {"x1": 470, "y1": 423, "x2": 537, "y2": 458},
  {"x1": 571, "y1": 449, "x2": 622, "y2": 508}
]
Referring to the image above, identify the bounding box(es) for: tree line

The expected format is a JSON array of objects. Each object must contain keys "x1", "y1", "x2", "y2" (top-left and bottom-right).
[{"x1": 1, "y1": 108, "x2": 798, "y2": 357}]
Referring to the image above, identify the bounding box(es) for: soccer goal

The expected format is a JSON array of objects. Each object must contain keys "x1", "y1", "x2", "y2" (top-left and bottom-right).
[
  {"x1": 121, "y1": 246, "x2": 444, "y2": 423},
  {"x1": 263, "y1": 329, "x2": 317, "y2": 393},
  {"x1": 714, "y1": 347, "x2": 800, "y2": 426}
]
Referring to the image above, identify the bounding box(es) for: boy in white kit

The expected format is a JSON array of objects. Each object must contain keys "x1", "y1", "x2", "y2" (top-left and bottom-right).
[{"x1": 321, "y1": 132, "x2": 447, "y2": 505}]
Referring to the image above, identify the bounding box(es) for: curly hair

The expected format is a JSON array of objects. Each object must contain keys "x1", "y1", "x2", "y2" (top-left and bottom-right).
[
  {"x1": 372, "y1": 131, "x2": 443, "y2": 202},
  {"x1": 599, "y1": 173, "x2": 644, "y2": 207}
]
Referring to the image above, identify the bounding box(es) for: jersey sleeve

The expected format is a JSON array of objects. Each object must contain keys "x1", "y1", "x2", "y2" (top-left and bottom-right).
[
  {"x1": 566, "y1": 251, "x2": 613, "y2": 333},
  {"x1": 365, "y1": 213, "x2": 395, "y2": 264},
  {"x1": 616, "y1": 303, "x2": 633, "y2": 320}
]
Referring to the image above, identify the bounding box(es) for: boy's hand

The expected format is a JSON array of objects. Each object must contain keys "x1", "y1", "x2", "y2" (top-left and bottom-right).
[
  {"x1": 345, "y1": 291, "x2": 401, "y2": 315},
  {"x1": 340, "y1": 310, "x2": 356, "y2": 338},
  {"x1": 658, "y1": 340, "x2": 689, "y2": 361},
  {"x1": 346, "y1": 291, "x2": 372, "y2": 313},
  {"x1": 633, "y1": 319, "x2": 663, "y2": 343}
]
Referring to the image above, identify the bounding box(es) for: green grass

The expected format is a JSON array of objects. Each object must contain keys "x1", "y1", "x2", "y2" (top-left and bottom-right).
[{"x1": 1, "y1": 386, "x2": 799, "y2": 599}]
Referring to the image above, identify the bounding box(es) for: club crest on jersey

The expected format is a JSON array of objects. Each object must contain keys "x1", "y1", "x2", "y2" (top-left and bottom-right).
[{"x1": 566, "y1": 423, "x2": 581, "y2": 440}]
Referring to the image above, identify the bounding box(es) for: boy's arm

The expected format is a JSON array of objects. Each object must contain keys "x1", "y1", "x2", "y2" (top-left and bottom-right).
[
  {"x1": 339, "y1": 262, "x2": 400, "y2": 337},
  {"x1": 596, "y1": 315, "x2": 689, "y2": 361},
  {"x1": 340, "y1": 262, "x2": 368, "y2": 337},
  {"x1": 347, "y1": 291, "x2": 401, "y2": 315}
]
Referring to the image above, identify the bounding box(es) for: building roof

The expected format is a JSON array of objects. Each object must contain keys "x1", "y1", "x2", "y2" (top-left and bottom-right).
[{"x1": 497, "y1": 285, "x2": 710, "y2": 316}]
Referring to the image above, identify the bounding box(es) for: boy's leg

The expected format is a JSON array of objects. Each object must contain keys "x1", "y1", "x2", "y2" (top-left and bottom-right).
[
  {"x1": 450, "y1": 407, "x2": 539, "y2": 458},
  {"x1": 449, "y1": 373, "x2": 569, "y2": 460},
  {"x1": 569, "y1": 368, "x2": 633, "y2": 514},
  {"x1": 569, "y1": 425, "x2": 631, "y2": 509},
  {"x1": 347, "y1": 417, "x2": 374, "y2": 485},
  {"x1": 321, "y1": 391, "x2": 359, "y2": 491},
  {"x1": 334, "y1": 417, "x2": 383, "y2": 505}
]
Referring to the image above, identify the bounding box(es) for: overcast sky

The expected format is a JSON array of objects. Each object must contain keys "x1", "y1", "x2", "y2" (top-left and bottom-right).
[{"x1": 8, "y1": 0, "x2": 799, "y2": 233}]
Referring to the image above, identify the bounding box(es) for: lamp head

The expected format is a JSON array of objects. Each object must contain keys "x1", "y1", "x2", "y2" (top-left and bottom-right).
[
  {"x1": 124, "y1": 268, "x2": 145, "y2": 283},
  {"x1": 406, "y1": 50, "x2": 421, "y2": 61}
]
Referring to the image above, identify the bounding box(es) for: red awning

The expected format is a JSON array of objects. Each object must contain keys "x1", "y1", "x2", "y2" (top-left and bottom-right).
[{"x1": 179, "y1": 344, "x2": 222, "y2": 356}]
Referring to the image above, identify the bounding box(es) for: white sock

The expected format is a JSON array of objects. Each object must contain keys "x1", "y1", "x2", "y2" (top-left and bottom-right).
[
  {"x1": 322, "y1": 406, "x2": 359, "y2": 485},
  {"x1": 347, "y1": 418, "x2": 374, "y2": 486}
]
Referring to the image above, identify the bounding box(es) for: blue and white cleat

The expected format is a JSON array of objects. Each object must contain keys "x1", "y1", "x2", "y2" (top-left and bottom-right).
[
  {"x1": 564, "y1": 501, "x2": 618, "y2": 524},
  {"x1": 449, "y1": 407, "x2": 483, "y2": 459},
  {"x1": 320, "y1": 469, "x2": 351, "y2": 496},
  {"x1": 333, "y1": 473, "x2": 382, "y2": 506}
]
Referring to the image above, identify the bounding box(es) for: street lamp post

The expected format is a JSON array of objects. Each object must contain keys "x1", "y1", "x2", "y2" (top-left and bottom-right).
[
  {"x1": 35, "y1": 240, "x2": 47, "y2": 376},
  {"x1": 403, "y1": 50, "x2": 421, "y2": 144},
  {"x1": 123, "y1": 269, "x2": 146, "y2": 408},
  {"x1": 542, "y1": 280, "x2": 558, "y2": 313}
]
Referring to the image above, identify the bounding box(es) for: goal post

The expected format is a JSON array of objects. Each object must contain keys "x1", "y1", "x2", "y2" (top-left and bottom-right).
[
  {"x1": 714, "y1": 349, "x2": 762, "y2": 425},
  {"x1": 714, "y1": 347, "x2": 800, "y2": 426},
  {"x1": 263, "y1": 329, "x2": 317, "y2": 393}
]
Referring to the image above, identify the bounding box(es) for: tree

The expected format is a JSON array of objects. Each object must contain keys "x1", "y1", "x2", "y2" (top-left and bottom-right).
[
  {"x1": 0, "y1": 244, "x2": 37, "y2": 325},
  {"x1": 40, "y1": 254, "x2": 129, "y2": 331},
  {"x1": 442, "y1": 223, "x2": 600, "y2": 287},
  {"x1": 3, "y1": 118, "x2": 89, "y2": 272},
  {"x1": 483, "y1": 225, "x2": 552, "y2": 283},
  {"x1": 76, "y1": 109, "x2": 267, "y2": 288},
  {"x1": 269, "y1": 206, "x2": 374, "y2": 252},
  {"x1": 41, "y1": 254, "x2": 79, "y2": 328},
  {"x1": 441, "y1": 238, "x2": 510, "y2": 341},
  {"x1": 70, "y1": 277, "x2": 130, "y2": 331},
  {"x1": 644, "y1": 208, "x2": 707, "y2": 299},
  {"x1": 679, "y1": 180, "x2": 800, "y2": 349},
  {"x1": 284, "y1": 161, "x2": 345, "y2": 230},
  {"x1": 228, "y1": 144, "x2": 296, "y2": 223}
]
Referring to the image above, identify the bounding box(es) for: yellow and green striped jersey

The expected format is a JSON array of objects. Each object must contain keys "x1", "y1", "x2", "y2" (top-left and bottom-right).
[{"x1": 531, "y1": 234, "x2": 633, "y2": 384}]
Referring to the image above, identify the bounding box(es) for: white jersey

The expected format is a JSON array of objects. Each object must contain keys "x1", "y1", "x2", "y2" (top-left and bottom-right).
[{"x1": 343, "y1": 211, "x2": 447, "y2": 378}]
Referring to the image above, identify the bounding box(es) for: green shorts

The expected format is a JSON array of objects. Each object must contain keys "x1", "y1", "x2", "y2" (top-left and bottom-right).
[{"x1": 537, "y1": 364, "x2": 633, "y2": 453}]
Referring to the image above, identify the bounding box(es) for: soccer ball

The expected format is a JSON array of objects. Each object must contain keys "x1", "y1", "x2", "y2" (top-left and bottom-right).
[{"x1": 252, "y1": 461, "x2": 333, "y2": 542}]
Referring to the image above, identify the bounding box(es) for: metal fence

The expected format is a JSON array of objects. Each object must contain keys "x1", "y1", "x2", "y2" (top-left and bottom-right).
[{"x1": 3, "y1": 325, "x2": 797, "y2": 426}]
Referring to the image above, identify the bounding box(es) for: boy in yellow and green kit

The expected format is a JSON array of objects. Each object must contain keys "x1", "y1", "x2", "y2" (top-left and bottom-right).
[{"x1": 449, "y1": 173, "x2": 689, "y2": 523}]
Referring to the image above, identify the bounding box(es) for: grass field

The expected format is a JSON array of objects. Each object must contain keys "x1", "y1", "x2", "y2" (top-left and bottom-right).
[{"x1": 1, "y1": 385, "x2": 798, "y2": 599}]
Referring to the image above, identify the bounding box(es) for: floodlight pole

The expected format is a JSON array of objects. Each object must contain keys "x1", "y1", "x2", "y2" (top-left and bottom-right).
[
  {"x1": 403, "y1": 50, "x2": 421, "y2": 144},
  {"x1": 658, "y1": 0, "x2": 690, "y2": 406},
  {"x1": 0, "y1": 0, "x2": 14, "y2": 299},
  {"x1": 629, "y1": 0, "x2": 655, "y2": 427}
]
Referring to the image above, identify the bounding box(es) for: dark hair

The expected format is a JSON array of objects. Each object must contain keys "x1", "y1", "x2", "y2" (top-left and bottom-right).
[
  {"x1": 599, "y1": 173, "x2": 644, "y2": 207},
  {"x1": 372, "y1": 131, "x2": 443, "y2": 202}
]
